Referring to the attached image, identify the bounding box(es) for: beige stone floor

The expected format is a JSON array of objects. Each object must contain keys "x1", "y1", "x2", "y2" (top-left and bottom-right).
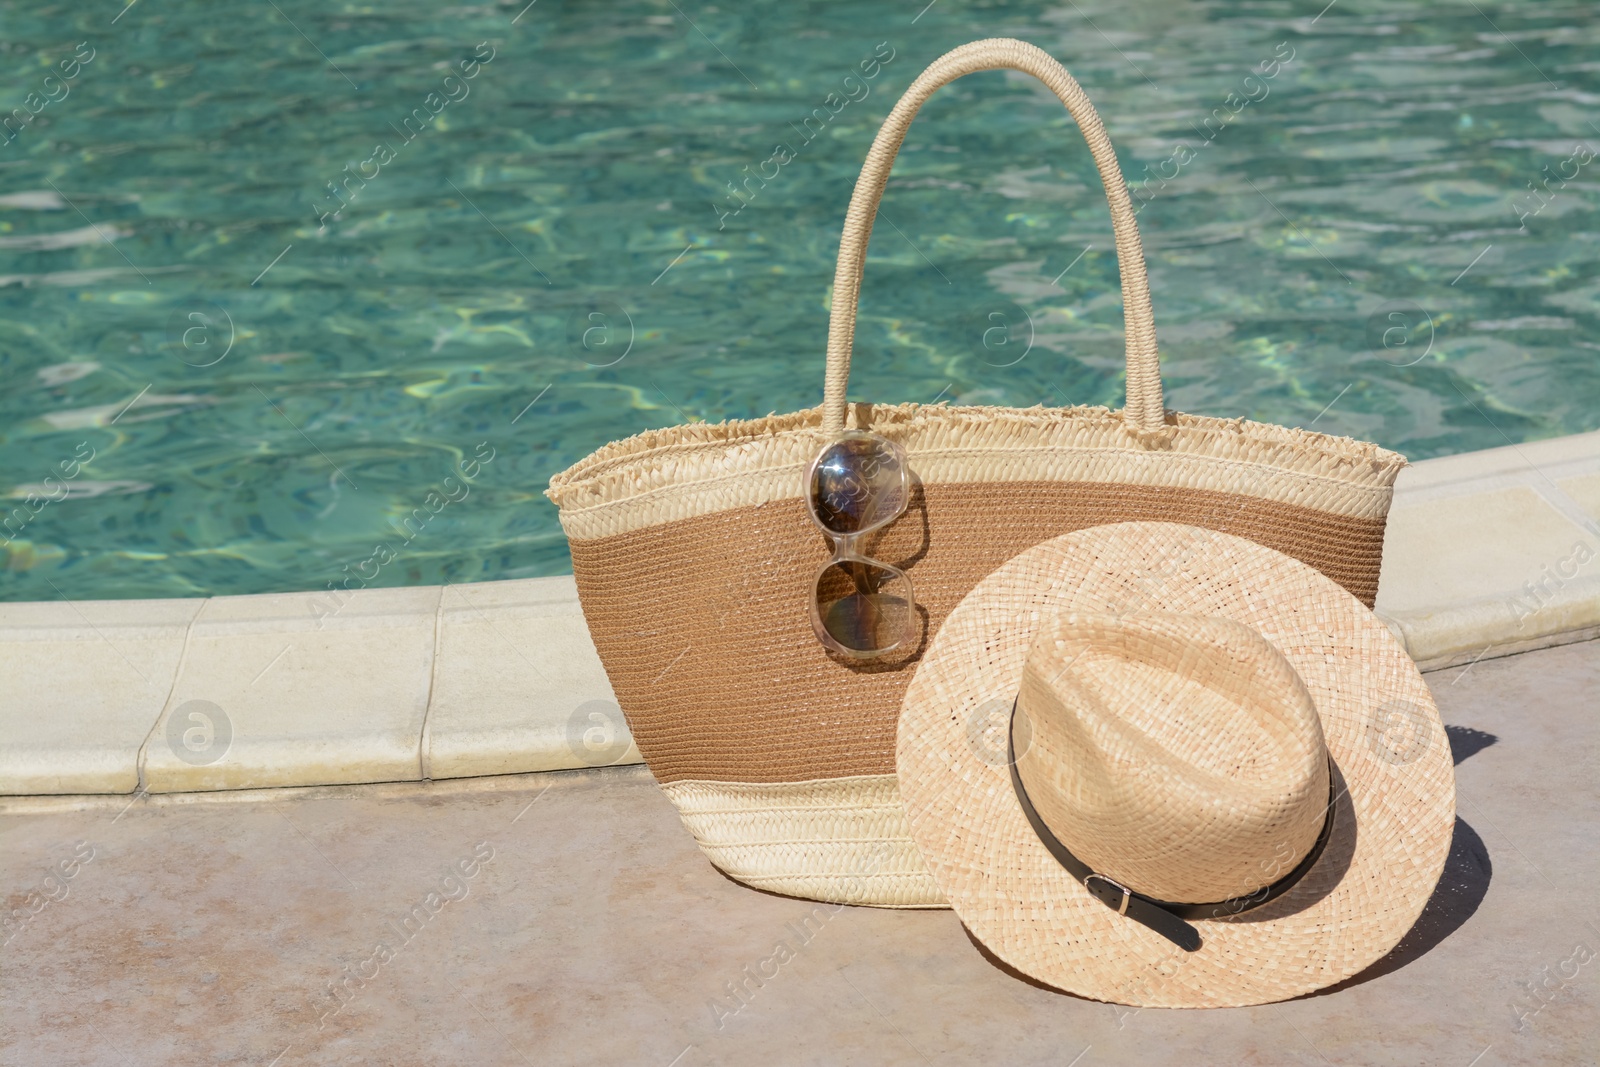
[{"x1": 2, "y1": 640, "x2": 1596, "y2": 1067}]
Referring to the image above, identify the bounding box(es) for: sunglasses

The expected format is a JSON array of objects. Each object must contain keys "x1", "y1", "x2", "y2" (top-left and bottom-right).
[{"x1": 804, "y1": 430, "x2": 917, "y2": 659}]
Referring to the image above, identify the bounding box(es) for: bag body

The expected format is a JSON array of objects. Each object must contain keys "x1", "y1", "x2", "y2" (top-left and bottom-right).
[{"x1": 547, "y1": 39, "x2": 1404, "y2": 907}]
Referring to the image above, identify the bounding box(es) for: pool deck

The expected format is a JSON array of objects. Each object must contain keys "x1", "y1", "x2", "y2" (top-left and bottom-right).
[
  {"x1": 2, "y1": 636, "x2": 1595, "y2": 1065},
  {"x1": 1, "y1": 427, "x2": 1595, "y2": 797}
]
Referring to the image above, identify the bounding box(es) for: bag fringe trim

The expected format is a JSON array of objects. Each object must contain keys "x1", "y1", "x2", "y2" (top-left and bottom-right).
[{"x1": 548, "y1": 404, "x2": 1405, "y2": 539}]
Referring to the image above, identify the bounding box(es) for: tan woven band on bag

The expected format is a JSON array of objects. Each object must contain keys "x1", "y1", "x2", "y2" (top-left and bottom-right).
[{"x1": 823, "y1": 37, "x2": 1164, "y2": 437}]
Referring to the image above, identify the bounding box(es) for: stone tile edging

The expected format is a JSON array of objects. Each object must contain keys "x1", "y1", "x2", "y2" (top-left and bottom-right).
[
  {"x1": 0, "y1": 576, "x2": 640, "y2": 797},
  {"x1": 1, "y1": 429, "x2": 1596, "y2": 796},
  {"x1": 1375, "y1": 428, "x2": 1599, "y2": 669}
]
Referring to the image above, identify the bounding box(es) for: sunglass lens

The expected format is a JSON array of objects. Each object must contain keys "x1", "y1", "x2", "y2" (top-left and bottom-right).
[
  {"x1": 809, "y1": 432, "x2": 907, "y2": 535},
  {"x1": 814, "y1": 560, "x2": 914, "y2": 655}
]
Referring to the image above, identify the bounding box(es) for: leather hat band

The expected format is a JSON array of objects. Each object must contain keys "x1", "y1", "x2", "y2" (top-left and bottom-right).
[{"x1": 1007, "y1": 698, "x2": 1336, "y2": 952}]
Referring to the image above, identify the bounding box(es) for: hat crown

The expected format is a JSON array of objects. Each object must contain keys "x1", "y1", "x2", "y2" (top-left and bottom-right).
[{"x1": 1016, "y1": 611, "x2": 1331, "y2": 904}]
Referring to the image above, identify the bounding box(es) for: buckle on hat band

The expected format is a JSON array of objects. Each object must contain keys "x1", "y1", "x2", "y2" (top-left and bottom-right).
[
  {"x1": 1083, "y1": 874, "x2": 1131, "y2": 915},
  {"x1": 1006, "y1": 699, "x2": 1335, "y2": 953}
]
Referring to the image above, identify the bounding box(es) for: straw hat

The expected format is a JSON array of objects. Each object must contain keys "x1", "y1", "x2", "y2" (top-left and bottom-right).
[{"x1": 897, "y1": 522, "x2": 1455, "y2": 1007}]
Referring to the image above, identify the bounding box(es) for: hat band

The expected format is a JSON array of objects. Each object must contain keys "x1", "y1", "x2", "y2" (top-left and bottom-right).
[{"x1": 1007, "y1": 699, "x2": 1337, "y2": 952}]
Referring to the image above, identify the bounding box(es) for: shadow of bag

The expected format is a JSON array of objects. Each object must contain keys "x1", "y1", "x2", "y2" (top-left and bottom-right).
[{"x1": 546, "y1": 39, "x2": 1406, "y2": 908}]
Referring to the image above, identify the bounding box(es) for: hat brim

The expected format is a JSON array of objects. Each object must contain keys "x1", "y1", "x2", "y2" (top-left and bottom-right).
[{"x1": 896, "y1": 522, "x2": 1455, "y2": 1007}]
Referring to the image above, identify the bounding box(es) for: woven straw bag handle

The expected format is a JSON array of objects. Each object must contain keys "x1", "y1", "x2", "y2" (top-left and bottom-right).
[{"x1": 823, "y1": 38, "x2": 1164, "y2": 437}]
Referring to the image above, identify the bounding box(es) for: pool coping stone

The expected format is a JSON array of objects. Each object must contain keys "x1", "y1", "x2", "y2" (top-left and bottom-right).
[{"x1": 1, "y1": 429, "x2": 1595, "y2": 796}]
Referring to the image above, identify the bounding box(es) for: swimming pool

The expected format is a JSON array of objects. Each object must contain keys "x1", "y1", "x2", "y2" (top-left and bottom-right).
[{"x1": 2, "y1": 0, "x2": 1596, "y2": 601}]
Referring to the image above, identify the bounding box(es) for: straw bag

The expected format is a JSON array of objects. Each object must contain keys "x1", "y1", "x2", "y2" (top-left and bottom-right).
[{"x1": 546, "y1": 38, "x2": 1405, "y2": 908}]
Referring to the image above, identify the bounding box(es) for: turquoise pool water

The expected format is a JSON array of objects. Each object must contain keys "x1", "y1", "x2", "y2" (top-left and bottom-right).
[{"x1": 2, "y1": 0, "x2": 1596, "y2": 601}]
